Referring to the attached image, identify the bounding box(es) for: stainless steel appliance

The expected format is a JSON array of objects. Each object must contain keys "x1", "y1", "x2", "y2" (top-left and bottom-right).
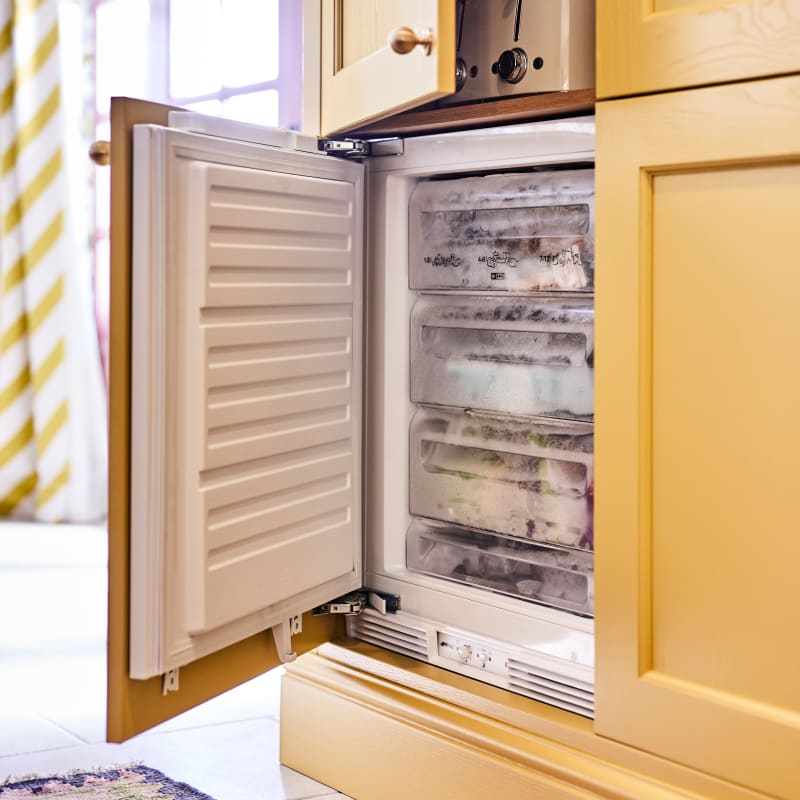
[{"x1": 440, "y1": 0, "x2": 595, "y2": 105}]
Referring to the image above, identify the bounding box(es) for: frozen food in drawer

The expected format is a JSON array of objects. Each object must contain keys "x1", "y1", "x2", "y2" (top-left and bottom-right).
[
  {"x1": 410, "y1": 407, "x2": 594, "y2": 549},
  {"x1": 410, "y1": 296, "x2": 594, "y2": 420},
  {"x1": 407, "y1": 518, "x2": 594, "y2": 615},
  {"x1": 409, "y1": 169, "x2": 594, "y2": 292}
]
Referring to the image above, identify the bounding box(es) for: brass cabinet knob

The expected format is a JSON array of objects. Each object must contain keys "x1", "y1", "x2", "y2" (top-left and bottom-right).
[
  {"x1": 387, "y1": 26, "x2": 433, "y2": 56},
  {"x1": 89, "y1": 140, "x2": 110, "y2": 166}
]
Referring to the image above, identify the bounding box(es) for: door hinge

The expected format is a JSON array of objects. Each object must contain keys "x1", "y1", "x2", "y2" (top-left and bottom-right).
[
  {"x1": 313, "y1": 589, "x2": 400, "y2": 616},
  {"x1": 271, "y1": 614, "x2": 303, "y2": 664},
  {"x1": 321, "y1": 139, "x2": 371, "y2": 159},
  {"x1": 321, "y1": 138, "x2": 404, "y2": 160},
  {"x1": 161, "y1": 668, "x2": 179, "y2": 695}
]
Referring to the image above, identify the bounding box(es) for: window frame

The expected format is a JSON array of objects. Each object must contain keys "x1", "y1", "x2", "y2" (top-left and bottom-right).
[{"x1": 91, "y1": 0, "x2": 303, "y2": 381}]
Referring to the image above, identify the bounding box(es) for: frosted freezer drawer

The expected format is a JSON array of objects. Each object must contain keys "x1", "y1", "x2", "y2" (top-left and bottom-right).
[
  {"x1": 410, "y1": 407, "x2": 593, "y2": 549},
  {"x1": 407, "y1": 519, "x2": 594, "y2": 615},
  {"x1": 410, "y1": 296, "x2": 594, "y2": 420},
  {"x1": 409, "y1": 169, "x2": 594, "y2": 292}
]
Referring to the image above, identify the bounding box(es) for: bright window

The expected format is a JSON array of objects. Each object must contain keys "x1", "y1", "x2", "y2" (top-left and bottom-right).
[{"x1": 91, "y1": 0, "x2": 303, "y2": 378}]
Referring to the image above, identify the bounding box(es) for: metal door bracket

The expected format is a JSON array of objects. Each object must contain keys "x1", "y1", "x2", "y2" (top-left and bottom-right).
[
  {"x1": 321, "y1": 139, "x2": 371, "y2": 158},
  {"x1": 313, "y1": 589, "x2": 400, "y2": 616},
  {"x1": 161, "y1": 668, "x2": 179, "y2": 695},
  {"x1": 321, "y1": 138, "x2": 404, "y2": 159},
  {"x1": 271, "y1": 615, "x2": 302, "y2": 663}
]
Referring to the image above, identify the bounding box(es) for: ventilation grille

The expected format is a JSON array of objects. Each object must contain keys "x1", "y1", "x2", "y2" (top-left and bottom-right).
[
  {"x1": 347, "y1": 614, "x2": 429, "y2": 661},
  {"x1": 507, "y1": 658, "x2": 595, "y2": 718}
]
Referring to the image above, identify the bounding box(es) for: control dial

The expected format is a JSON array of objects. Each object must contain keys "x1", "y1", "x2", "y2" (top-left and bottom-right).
[
  {"x1": 496, "y1": 47, "x2": 527, "y2": 84},
  {"x1": 455, "y1": 57, "x2": 468, "y2": 92},
  {"x1": 456, "y1": 643, "x2": 473, "y2": 660}
]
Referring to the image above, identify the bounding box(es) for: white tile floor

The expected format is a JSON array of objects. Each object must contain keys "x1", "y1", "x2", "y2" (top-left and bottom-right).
[{"x1": 0, "y1": 521, "x2": 351, "y2": 800}]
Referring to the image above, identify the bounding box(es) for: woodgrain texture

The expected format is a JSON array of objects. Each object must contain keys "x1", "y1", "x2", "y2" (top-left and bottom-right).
[
  {"x1": 340, "y1": 0, "x2": 412, "y2": 67},
  {"x1": 348, "y1": 88, "x2": 595, "y2": 137},
  {"x1": 594, "y1": 75, "x2": 800, "y2": 799},
  {"x1": 597, "y1": 0, "x2": 800, "y2": 99},
  {"x1": 320, "y1": 0, "x2": 456, "y2": 135},
  {"x1": 106, "y1": 98, "x2": 341, "y2": 742}
]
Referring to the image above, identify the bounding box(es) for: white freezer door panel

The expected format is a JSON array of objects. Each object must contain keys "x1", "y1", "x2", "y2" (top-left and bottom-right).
[{"x1": 130, "y1": 126, "x2": 364, "y2": 678}]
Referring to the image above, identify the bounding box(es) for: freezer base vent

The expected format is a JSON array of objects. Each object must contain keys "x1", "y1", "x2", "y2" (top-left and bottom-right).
[
  {"x1": 346, "y1": 613, "x2": 430, "y2": 660},
  {"x1": 346, "y1": 608, "x2": 594, "y2": 719},
  {"x1": 508, "y1": 659, "x2": 594, "y2": 718}
]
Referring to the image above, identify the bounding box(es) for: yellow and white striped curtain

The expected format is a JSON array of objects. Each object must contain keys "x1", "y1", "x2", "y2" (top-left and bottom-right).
[{"x1": 0, "y1": 0, "x2": 72, "y2": 520}]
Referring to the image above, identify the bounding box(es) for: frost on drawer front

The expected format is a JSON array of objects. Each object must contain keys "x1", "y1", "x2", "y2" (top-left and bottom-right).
[
  {"x1": 410, "y1": 407, "x2": 594, "y2": 549},
  {"x1": 409, "y1": 169, "x2": 594, "y2": 291},
  {"x1": 410, "y1": 296, "x2": 594, "y2": 419},
  {"x1": 407, "y1": 519, "x2": 594, "y2": 615}
]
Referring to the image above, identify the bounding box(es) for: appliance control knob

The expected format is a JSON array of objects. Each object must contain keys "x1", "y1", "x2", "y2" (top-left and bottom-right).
[
  {"x1": 496, "y1": 48, "x2": 527, "y2": 84},
  {"x1": 456, "y1": 643, "x2": 473, "y2": 660},
  {"x1": 455, "y1": 57, "x2": 468, "y2": 92}
]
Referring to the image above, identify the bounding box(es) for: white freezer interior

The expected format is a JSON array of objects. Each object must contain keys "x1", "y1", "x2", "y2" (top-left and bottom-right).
[{"x1": 357, "y1": 119, "x2": 596, "y2": 709}]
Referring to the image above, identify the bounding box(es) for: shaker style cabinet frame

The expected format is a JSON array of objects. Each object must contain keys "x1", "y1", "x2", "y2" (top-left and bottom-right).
[
  {"x1": 106, "y1": 5, "x2": 800, "y2": 799},
  {"x1": 317, "y1": 0, "x2": 456, "y2": 135},
  {"x1": 596, "y1": 0, "x2": 800, "y2": 99},
  {"x1": 594, "y1": 74, "x2": 800, "y2": 798}
]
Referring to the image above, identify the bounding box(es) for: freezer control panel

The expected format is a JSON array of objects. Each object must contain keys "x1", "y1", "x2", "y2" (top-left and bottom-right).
[{"x1": 437, "y1": 632, "x2": 509, "y2": 679}]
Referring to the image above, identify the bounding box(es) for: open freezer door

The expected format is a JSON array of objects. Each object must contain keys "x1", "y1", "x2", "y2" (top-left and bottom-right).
[{"x1": 106, "y1": 99, "x2": 364, "y2": 741}]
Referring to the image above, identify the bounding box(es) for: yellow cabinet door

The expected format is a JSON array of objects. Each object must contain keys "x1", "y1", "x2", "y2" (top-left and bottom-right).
[
  {"x1": 317, "y1": 0, "x2": 455, "y2": 135},
  {"x1": 595, "y1": 75, "x2": 800, "y2": 799},
  {"x1": 106, "y1": 98, "x2": 342, "y2": 742},
  {"x1": 597, "y1": 0, "x2": 800, "y2": 100}
]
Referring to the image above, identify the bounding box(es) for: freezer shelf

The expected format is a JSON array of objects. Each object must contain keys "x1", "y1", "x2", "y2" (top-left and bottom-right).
[
  {"x1": 409, "y1": 169, "x2": 595, "y2": 292},
  {"x1": 407, "y1": 518, "x2": 594, "y2": 616},
  {"x1": 410, "y1": 406, "x2": 593, "y2": 549},
  {"x1": 410, "y1": 295, "x2": 594, "y2": 420}
]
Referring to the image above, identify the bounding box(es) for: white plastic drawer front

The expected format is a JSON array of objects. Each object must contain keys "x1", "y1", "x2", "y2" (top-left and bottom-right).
[
  {"x1": 129, "y1": 124, "x2": 364, "y2": 678},
  {"x1": 409, "y1": 169, "x2": 595, "y2": 292},
  {"x1": 409, "y1": 406, "x2": 594, "y2": 548},
  {"x1": 409, "y1": 295, "x2": 594, "y2": 419}
]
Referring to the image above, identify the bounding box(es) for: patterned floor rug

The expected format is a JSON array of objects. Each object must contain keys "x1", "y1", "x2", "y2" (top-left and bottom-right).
[{"x1": 0, "y1": 766, "x2": 214, "y2": 798}]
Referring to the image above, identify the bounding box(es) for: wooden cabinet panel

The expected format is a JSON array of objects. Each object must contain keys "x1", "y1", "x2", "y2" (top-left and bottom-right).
[
  {"x1": 319, "y1": 0, "x2": 455, "y2": 135},
  {"x1": 597, "y1": 0, "x2": 800, "y2": 99},
  {"x1": 106, "y1": 98, "x2": 342, "y2": 741},
  {"x1": 282, "y1": 642, "x2": 773, "y2": 800},
  {"x1": 340, "y1": 0, "x2": 412, "y2": 67},
  {"x1": 594, "y1": 76, "x2": 800, "y2": 799}
]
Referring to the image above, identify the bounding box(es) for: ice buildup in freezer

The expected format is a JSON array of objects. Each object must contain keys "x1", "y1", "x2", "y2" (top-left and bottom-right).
[
  {"x1": 409, "y1": 169, "x2": 595, "y2": 292},
  {"x1": 407, "y1": 518, "x2": 594, "y2": 615},
  {"x1": 410, "y1": 406, "x2": 594, "y2": 549},
  {"x1": 410, "y1": 296, "x2": 594, "y2": 420}
]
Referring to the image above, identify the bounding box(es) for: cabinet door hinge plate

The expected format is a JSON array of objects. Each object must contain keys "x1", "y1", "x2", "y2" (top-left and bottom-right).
[
  {"x1": 161, "y1": 668, "x2": 179, "y2": 695},
  {"x1": 271, "y1": 615, "x2": 302, "y2": 664},
  {"x1": 313, "y1": 589, "x2": 400, "y2": 616},
  {"x1": 321, "y1": 138, "x2": 404, "y2": 159}
]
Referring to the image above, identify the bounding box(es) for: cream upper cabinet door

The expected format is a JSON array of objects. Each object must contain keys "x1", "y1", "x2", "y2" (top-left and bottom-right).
[
  {"x1": 106, "y1": 99, "x2": 358, "y2": 741},
  {"x1": 594, "y1": 75, "x2": 800, "y2": 799},
  {"x1": 317, "y1": 0, "x2": 455, "y2": 135},
  {"x1": 597, "y1": 0, "x2": 800, "y2": 99}
]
